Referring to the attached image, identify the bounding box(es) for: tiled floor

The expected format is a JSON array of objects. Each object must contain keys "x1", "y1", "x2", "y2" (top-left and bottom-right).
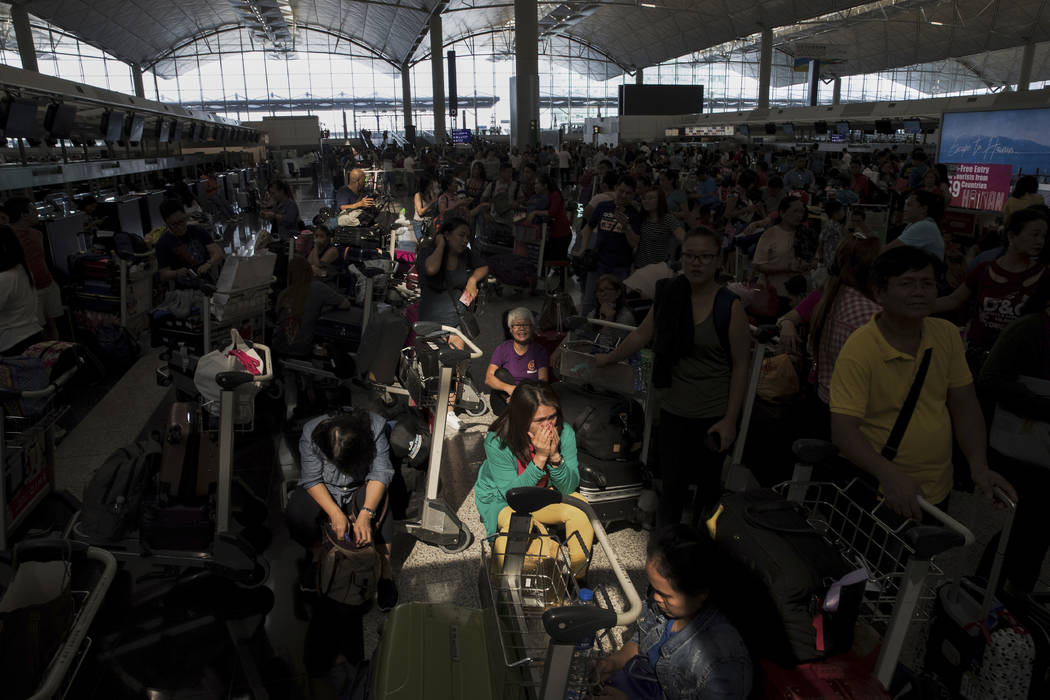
[{"x1": 21, "y1": 178, "x2": 1049, "y2": 697}]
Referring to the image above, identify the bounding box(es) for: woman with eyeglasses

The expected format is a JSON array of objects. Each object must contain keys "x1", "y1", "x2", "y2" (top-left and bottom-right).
[
  {"x1": 596, "y1": 228, "x2": 750, "y2": 527},
  {"x1": 485, "y1": 307, "x2": 550, "y2": 415},
  {"x1": 474, "y1": 380, "x2": 592, "y2": 580}
]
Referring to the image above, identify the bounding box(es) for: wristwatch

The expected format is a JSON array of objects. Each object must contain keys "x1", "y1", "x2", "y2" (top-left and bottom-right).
[
  {"x1": 548, "y1": 454, "x2": 563, "y2": 468},
  {"x1": 361, "y1": 505, "x2": 377, "y2": 519}
]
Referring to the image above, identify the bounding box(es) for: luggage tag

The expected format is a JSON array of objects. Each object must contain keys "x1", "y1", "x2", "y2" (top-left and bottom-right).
[{"x1": 823, "y1": 567, "x2": 868, "y2": 612}]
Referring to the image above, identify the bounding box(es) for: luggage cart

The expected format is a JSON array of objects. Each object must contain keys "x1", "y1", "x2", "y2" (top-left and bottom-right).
[
  {"x1": 73, "y1": 344, "x2": 274, "y2": 586},
  {"x1": 370, "y1": 487, "x2": 644, "y2": 699},
  {"x1": 0, "y1": 539, "x2": 118, "y2": 700},
  {"x1": 0, "y1": 361, "x2": 81, "y2": 551},
  {"x1": 770, "y1": 463, "x2": 975, "y2": 691},
  {"x1": 400, "y1": 322, "x2": 485, "y2": 552}
]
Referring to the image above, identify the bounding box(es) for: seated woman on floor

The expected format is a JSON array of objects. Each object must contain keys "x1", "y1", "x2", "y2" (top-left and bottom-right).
[
  {"x1": 484, "y1": 307, "x2": 550, "y2": 415},
  {"x1": 473, "y1": 380, "x2": 592, "y2": 581}
]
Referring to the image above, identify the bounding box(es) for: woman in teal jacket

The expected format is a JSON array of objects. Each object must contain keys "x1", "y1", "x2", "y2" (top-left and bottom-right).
[{"x1": 474, "y1": 380, "x2": 592, "y2": 579}]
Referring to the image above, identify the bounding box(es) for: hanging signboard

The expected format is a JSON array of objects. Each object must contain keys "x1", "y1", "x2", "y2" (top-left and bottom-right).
[{"x1": 946, "y1": 163, "x2": 1012, "y2": 211}]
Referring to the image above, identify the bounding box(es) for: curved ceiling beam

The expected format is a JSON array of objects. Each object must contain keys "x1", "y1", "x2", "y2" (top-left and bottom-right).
[
  {"x1": 409, "y1": 26, "x2": 631, "y2": 74},
  {"x1": 141, "y1": 23, "x2": 404, "y2": 74}
]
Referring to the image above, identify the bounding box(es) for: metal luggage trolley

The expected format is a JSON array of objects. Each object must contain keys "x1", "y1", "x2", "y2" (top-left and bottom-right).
[
  {"x1": 480, "y1": 488, "x2": 644, "y2": 700},
  {"x1": 514, "y1": 221, "x2": 548, "y2": 282},
  {"x1": 1, "y1": 539, "x2": 118, "y2": 700},
  {"x1": 0, "y1": 359, "x2": 81, "y2": 551},
  {"x1": 775, "y1": 453, "x2": 975, "y2": 689},
  {"x1": 369, "y1": 487, "x2": 643, "y2": 700}
]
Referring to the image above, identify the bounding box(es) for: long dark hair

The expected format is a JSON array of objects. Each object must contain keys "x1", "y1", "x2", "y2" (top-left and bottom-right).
[
  {"x1": 489, "y1": 380, "x2": 563, "y2": 467},
  {"x1": 808, "y1": 235, "x2": 881, "y2": 354},
  {"x1": 647, "y1": 524, "x2": 720, "y2": 597},
  {"x1": 311, "y1": 409, "x2": 377, "y2": 482},
  {"x1": 1012, "y1": 175, "x2": 1039, "y2": 199}
]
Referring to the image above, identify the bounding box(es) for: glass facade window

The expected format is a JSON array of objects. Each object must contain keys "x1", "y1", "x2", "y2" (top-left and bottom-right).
[{"x1": 0, "y1": 6, "x2": 1044, "y2": 136}]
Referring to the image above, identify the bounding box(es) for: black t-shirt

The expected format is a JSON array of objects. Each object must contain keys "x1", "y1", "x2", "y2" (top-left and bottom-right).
[
  {"x1": 588, "y1": 200, "x2": 641, "y2": 269},
  {"x1": 156, "y1": 224, "x2": 214, "y2": 271}
]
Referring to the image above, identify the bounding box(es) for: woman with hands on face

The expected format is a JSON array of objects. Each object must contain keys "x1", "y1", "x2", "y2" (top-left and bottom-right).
[
  {"x1": 473, "y1": 380, "x2": 594, "y2": 580},
  {"x1": 596, "y1": 228, "x2": 751, "y2": 529}
]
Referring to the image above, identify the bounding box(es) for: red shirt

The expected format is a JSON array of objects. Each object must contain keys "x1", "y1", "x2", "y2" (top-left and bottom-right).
[{"x1": 965, "y1": 260, "x2": 1047, "y2": 350}]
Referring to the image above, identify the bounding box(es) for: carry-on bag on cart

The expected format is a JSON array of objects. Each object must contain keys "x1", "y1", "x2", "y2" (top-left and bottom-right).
[
  {"x1": 80, "y1": 438, "x2": 162, "y2": 541},
  {"x1": 555, "y1": 383, "x2": 644, "y2": 461},
  {"x1": 356, "y1": 310, "x2": 410, "y2": 385},
  {"x1": 925, "y1": 495, "x2": 1035, "y2": 699},
  {"x1": 141, "y1": 402, "x2": 217, "y2": 551},
  {"x1": 555, "y1": 384, "x2": 646, "y2": 526},
  {"x1": 712, "y1": 488, "x2": 867, "y2": 667}
]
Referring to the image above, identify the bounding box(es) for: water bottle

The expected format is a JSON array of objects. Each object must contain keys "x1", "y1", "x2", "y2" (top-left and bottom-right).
[{"x1": 575, "y1": 587, "x2": 596, "y2": 651}]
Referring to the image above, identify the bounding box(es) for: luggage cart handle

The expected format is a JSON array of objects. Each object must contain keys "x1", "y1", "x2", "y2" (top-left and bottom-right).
[
  {"x1": 412, "y1": 322, "x2": 483, "y2": 359},
  {"x1": 503, "y1": 489, "x2": 643, "y2": 642},
  {"x1": 0, "y1": 360, "x2": 81, "y2": 400},
  {"x1": 917, "y1": 496, "x2": 975, "y2": 546}
]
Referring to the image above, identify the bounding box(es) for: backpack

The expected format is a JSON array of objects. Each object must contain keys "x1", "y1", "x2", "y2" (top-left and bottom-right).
[
  {"x1": 713, "y1": 489, "x2": 866, "y2": 666},
  {"x1": 558, "y1": 384, "x2": 645, "y2": 461},
  {"x1": 80, "y1": 438, "x2": 162, "y2": 541},
  {"x1": 317, "y1": 519, "x2": 382, "y2": 607}
]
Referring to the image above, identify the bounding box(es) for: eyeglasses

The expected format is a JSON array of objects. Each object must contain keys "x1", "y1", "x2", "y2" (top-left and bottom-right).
[
  {"x1": 681, "y1": 252, "x2": 717, "y2": 264},
  {"x1": 511, "y1": 323, "x2": 532, "y2": 330}
]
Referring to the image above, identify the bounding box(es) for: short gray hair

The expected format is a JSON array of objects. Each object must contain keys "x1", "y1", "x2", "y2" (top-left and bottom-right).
[{"x1": 506, "y1": 307, "x2": 535, "y2": 330}]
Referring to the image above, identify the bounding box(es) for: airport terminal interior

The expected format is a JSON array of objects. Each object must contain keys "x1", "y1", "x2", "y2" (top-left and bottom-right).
[{"x1": 1, "y1": 1, "x2": 1050, "y2": 698}]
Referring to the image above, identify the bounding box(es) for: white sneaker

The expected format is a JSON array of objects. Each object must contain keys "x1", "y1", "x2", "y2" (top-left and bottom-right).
[{"x1": 445, "y1": 411, "x2": 462, "y2": 432}]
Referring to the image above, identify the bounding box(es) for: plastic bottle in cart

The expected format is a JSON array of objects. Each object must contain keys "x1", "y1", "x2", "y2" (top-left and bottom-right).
[{"x1": 576, "y1": 588, "x2": 596, "y2": 651}]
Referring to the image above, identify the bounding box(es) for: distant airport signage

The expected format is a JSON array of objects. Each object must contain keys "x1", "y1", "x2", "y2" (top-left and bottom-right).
[
  {"x1": 665, "y1": 128, "x2": 682, "y2": 137},
  {"x1": 451, "y1": 129, "x2": 472, "y2": 144},
  {"x1": 947, "y1": 163, "x2": 1012, "y2": 211},
  {"x1": 684, "y1": 125, "x2": 735, "y2": 136}
]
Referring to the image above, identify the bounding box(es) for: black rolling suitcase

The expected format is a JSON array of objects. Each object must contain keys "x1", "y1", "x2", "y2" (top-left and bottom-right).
[
  {"x1": 555, "y1": 383, "x2": 646, "y2": 526},
  {"x1": 355, "y1": 310, "x2": 410, "y2": 385}
]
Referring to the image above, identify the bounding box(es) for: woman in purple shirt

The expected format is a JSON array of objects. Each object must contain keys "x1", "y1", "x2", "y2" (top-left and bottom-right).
[{"x1": 485, "y1": 307, "x2": 550, "y2": 414}]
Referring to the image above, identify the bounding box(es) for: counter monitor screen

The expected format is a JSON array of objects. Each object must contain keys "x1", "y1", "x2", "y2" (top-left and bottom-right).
[
  {"x1": 101, "y1": 111, "x2": 124, "y2": 142},
  {"x1": 739, "y1": 124, "x2": 750, "y2": 136},
  {"x1": 834, "y1": 121, "x2": 850, "y2": 136},
  {"x1": 782, "y1": 123, "x2": 794, "y2": 136},
  {"x1": 44, "y1": 103, "x2": 76, "y2": 138},
  {"x1": 903, "y1": 119, "x2": 921, "y2": 134},
  {"x1": 3, "y1": 99, "x2": 38, "y2": 139},
  {"x1": 127, "y1": 115, "x2": 145, "y2": 144}
]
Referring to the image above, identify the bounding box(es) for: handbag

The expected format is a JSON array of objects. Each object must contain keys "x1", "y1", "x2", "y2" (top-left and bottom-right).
[
  {"x1": 989, "y1": 376, "x2": 1050, "y2": 468},
  {"x1": 757, "y1": 353, "x2": 800, "y2": 402}
]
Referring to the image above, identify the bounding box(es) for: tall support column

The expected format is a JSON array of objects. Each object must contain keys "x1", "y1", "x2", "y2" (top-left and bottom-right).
[
  {"x1": 401, "y1": 64, "x2": 415, "y2": 143},
  {"x1": 429, "y1": 15, "x2": 446, "y2": 141},
  {"x1": 635, "y1": 68, "x2": 644, "y2": 85},
  {"x1": 11, "y1": 3, "x2": 37, "y2": 73},
  {"x1": 514, "y1": 0, "x2": 539, "y2": 149},
  {"x1": 832, "y1": 77, "x2": 842, "y2": 105},
  {"x1": 1018, "y1": 39, "x2": 1035, "y2": 91},
  {"x1": 758, "y1": 26, "x2": 772, "y2": 110},
  {"x1": 807, "y1": 60, "x2": 820, "y2": 106},
  {"x1": 131, "y1": 63, "x2": 145, "y2": 98}
]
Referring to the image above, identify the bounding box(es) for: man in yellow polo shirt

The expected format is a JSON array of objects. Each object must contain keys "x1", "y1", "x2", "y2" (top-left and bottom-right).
[{"x1": 831, "y1": 246, "x2": 1016, "y2": 520}]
